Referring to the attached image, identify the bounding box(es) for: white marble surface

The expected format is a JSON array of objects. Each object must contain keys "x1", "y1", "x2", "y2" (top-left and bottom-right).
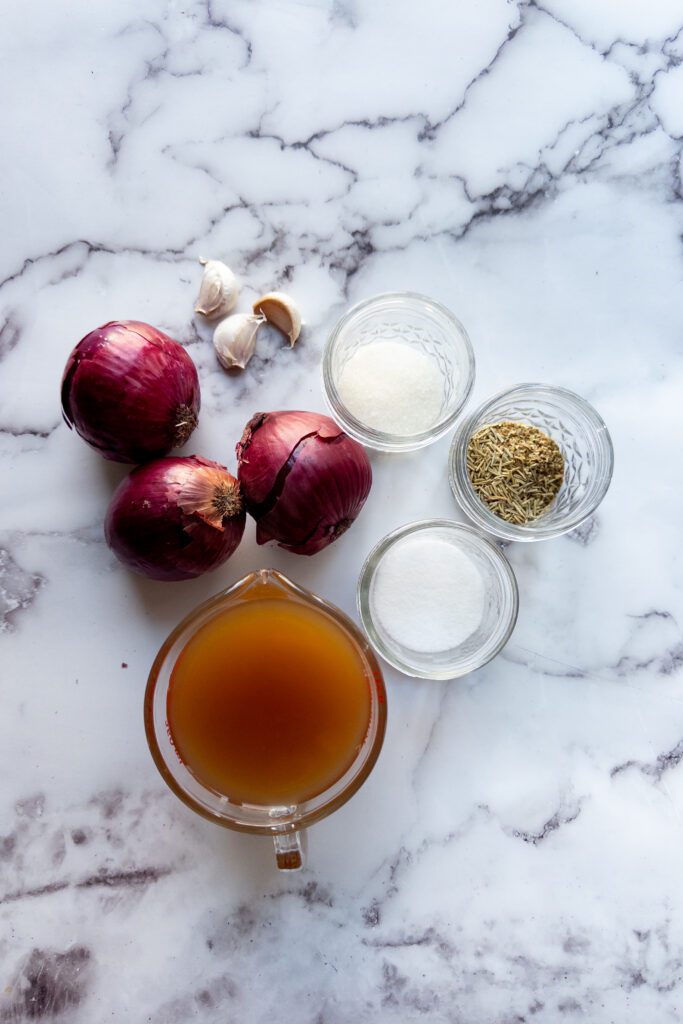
[{"x1": 2, "y1": 1, "x2": 683, "y2": 1020}]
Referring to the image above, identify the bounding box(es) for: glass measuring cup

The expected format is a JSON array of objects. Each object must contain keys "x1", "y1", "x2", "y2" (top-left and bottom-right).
[{"x1": 144, "y1": 569, "x2": 387, "y2": 870}]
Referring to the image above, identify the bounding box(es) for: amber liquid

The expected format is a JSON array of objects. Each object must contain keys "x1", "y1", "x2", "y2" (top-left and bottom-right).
[{"x1": 167, "y1": 598, "x2": 372, "y2": 806}]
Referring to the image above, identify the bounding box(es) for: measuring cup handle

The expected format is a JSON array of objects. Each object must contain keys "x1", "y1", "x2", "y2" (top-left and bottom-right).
[{"x1": 273, "y1": 830, "x2": 303, "y2": 870}]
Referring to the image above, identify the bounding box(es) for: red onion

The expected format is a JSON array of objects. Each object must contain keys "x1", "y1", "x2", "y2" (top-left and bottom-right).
[
  {"x1": 236, "y1": 411, "x2": 372, "y2": 555},
  {"x1": 61, "y1": 320, "x2": 200, "y2": 463},
  {"x1": 104, "y1": 456, "x2": 245, "y2": 581}
]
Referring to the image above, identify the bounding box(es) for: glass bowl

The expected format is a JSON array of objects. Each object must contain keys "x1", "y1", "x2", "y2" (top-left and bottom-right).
[
  {"x1": 322, "y1": 292, "x2": 475, "y2": 452},
  {"x1": 449, "y1": 383, "x2": 614, "y2": 542},
  {"x1": 357, "y1": 520, "x2": 518, "y2": 680}
]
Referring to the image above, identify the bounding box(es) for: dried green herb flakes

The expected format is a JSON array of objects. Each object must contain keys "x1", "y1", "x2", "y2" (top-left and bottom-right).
[{"x1": 467, "y1": 420, "x2": 564, "y2": 524}]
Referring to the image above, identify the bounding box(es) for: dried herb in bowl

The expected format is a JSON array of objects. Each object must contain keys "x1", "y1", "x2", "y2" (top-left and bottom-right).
[{"x1": 467, "y1": 421, "x2": 564, "y2": 525}]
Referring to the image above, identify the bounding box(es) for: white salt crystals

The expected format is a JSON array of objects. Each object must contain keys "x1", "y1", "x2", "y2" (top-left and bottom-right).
[
  {"x1": 337, "y1": 340, "x2": 447, "y2": 435},
  {"x1": 370, "y1": 533, "x2": 485, "y2": 654}
]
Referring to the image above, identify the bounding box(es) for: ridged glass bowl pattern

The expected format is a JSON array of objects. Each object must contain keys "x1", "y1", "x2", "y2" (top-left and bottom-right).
[
  {"x1": 449, "y1": 384, "x2": 614, "y2": 542},
  {"x1": 357, "y1": 520, "x2": 519, "y2": 680},
  {"x1": 322, "y1": 292, "x2": 475, "y2": 452}
]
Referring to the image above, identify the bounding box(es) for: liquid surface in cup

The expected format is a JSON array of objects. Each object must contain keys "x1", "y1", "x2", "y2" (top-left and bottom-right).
[{"x1": 167, "y1": 598, "x2": 372, "y2": 806}]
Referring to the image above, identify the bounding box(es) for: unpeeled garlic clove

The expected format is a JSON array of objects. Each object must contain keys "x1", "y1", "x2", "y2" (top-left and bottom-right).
[
  {"x1": 213, "y1": 314, "x2": 264, "y2": 370},
  {"x1": 195, "y1": 259, "x2": 239, "y2": 320},
  {"x1": 252, "y1": 291, "x2": 302, "y2": 347}
]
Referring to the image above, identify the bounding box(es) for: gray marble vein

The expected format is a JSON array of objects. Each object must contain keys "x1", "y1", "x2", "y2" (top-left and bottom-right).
[{"x1": 1, "y1": 0, "x2": 683, "y2": 1021}]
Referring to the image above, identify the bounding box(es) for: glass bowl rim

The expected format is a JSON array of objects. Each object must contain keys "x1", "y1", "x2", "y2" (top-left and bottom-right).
[
  {"x1": 356, "y1": 518, "x2": 519, "y2": 680},
  {"x1": 448, "y1": 382, "x2": 615, "y2": 542},
  {"x1": 322, "y1": 291, "x2": 476, "y2": 452}
]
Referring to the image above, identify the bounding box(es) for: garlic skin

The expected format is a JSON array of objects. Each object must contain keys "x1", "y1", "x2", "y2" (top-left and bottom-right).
[
  {"x1": 252, "y1": 291, "x2": 302, "y2": 346},
  {"x1": 195, "y1": 259, "x2": 239, "y2": 320},
  {"x1": 213, "y1": 314, "x2": 264, "y2": 370}
]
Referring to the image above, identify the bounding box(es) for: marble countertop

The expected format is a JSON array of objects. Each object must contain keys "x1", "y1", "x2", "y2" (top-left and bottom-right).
[{"x1": 2, "y1": 1, "x2": 683, "y2": 1020}]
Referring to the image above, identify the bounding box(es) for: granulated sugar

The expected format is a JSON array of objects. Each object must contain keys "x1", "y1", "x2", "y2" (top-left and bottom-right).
[
  {"x1": 371, "y1": 533, "x2": 485, "y2": 653},
  {"x1": 337, "y1": 340, "x2": 446, "y2": 435}
]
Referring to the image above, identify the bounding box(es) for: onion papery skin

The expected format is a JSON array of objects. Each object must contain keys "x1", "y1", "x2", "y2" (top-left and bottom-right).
[
  {"x1": 61, "y1": 320, "x2": 200, "y2": 463},
  {"x1": 236, "y1": 410, "x2": 372, "y2": 555},
  {"x1": 104, "y1": 456, "x2": 245, "y2": 581}
]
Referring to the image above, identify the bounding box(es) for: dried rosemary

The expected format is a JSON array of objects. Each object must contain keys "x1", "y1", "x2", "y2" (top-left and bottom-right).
[{"x1": 467, "y1": 421, "x2": 564, "y2": 524}]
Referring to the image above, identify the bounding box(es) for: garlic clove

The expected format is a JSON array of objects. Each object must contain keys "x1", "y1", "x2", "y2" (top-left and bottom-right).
[
  {"x1": 252, "y1": 291, "x2": 302, "y2": 347},
  {"x1": 195, "y1": 259, "x2": 239, "y2": 320},
  {"x1": 213, "y1": 313, "x2": 264, "y2": 370}
]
